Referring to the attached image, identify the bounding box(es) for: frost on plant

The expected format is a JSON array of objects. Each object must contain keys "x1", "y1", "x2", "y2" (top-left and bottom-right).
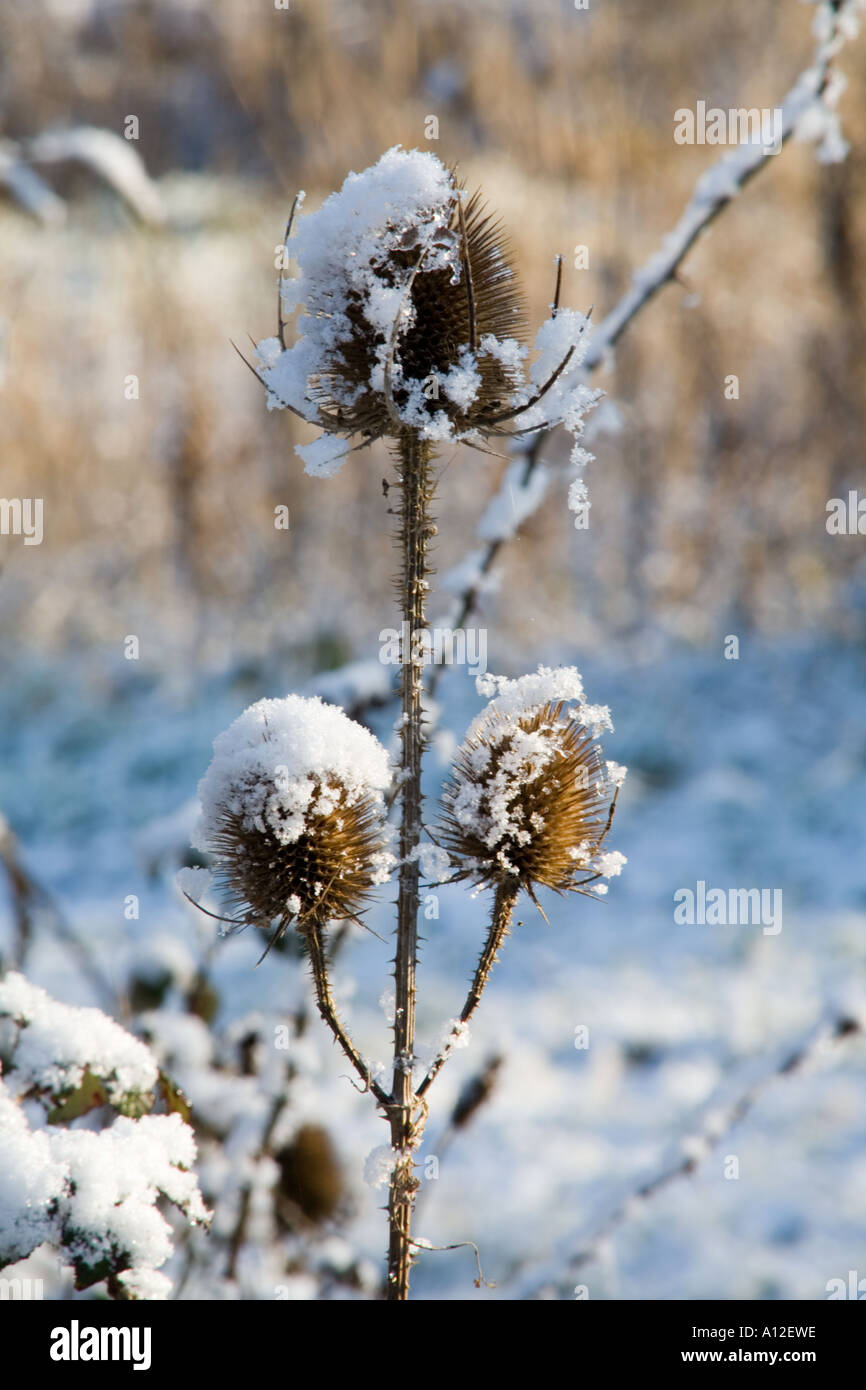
[
  {"x1": 199, "y1": 150, "x2": 625, "y2": 1300},
  {"x1": 0, "y1": 974, "x2": 209, "y2": 1299},
  {"x1": 193, "y1": 694, "x2": 395, "y2": 939},
  {"x1": 253, "y1": 146, "x2": 600, "y2": 498},
  {"x1": 439, "y1": 667, "x2": 626, "y2": 900},
  {"x1": 0, "y1": 971, "x2": 158, "y2": 1116}
]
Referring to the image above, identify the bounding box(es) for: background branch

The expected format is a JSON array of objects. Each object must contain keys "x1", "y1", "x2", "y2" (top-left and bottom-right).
[{"x1": 517, "y1": 1009, "x2": 863, "y2": 1299}]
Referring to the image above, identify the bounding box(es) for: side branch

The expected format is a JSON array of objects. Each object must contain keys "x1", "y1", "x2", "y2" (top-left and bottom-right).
[
  {"x1": 416, "y1": 879, "x2": 519, "y2": 1099},
  {"x1": 301, "y1": 919, "x2": 390, "y2": 1108}
]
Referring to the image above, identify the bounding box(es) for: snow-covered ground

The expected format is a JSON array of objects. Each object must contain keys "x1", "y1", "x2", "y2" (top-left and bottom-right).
[{"x1": 1, "y1": 634, "x2": 865, "y2": 1299}]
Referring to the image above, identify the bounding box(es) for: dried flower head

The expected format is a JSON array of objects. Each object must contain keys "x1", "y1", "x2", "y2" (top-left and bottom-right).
[
  {"x1": 438, "y1": 667, "x2": 626, "y2": 902},
  {"x1": 193, "y1": 695, "x2": 394, "y2": 939},
  {"x1": 250, "y1": 146, "x2": 600, "y2": 487}
]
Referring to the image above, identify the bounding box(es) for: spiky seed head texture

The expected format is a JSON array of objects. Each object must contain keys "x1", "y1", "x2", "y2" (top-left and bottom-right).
[
  {"x1": 309, "y1": 184, "x2": 528, "y2": 440},
  {"x1": 209, "y1": 786, "x2": 389, "y2": 933},
  {"x1": 193, "y1": 695, "x2": 394, "y2": 936},
  {"x1": 438, "y1": 699, "x2": 618, "y2": 896},
  {"x1": 256, "y1": 147, "x2": 588, "y2": 479}
]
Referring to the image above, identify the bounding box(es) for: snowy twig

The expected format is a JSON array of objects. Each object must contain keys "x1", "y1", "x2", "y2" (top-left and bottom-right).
[
  {"x1": 0, "y1": 814, "x2": 120, "y2": 1012},
  {"x1": 341, "y1": 0, "x2": 861, "y2": 722},
  {"x1": 25, "y1": 126, "x2": 165, "y2": 226},
  {"x1": 519, "y1": 1009, "x2": 862, "y2": 1299},
  {"x1": 225, "y1": 1089, "x2": 288, "y2": 1280}
]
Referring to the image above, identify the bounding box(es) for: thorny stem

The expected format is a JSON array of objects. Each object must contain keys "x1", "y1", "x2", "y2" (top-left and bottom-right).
[
  {"x1": 387, "y1": 428, "x2": 435, "y2": 1301},
  {"x1": 302, "y1": 918, "x2": 391, "y2": 1108},
  {"x1": 416, "y1": 879, "x2": 519, "y2": 1100}
]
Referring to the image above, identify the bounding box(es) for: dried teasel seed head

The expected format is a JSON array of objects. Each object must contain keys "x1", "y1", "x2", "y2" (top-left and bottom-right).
[
  {"x1": 438, "y1": 668, "x2": 626, "y2": 902},
  {"x1": 193, "y1": 695, "x2": 394, "y2": 941},
  {"x1": 254, "y1": 147, "x2": 599, "y2": 483}
]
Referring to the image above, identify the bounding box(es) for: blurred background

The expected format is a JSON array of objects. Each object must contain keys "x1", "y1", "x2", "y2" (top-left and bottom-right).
[{"x1": 1, "y1": 0, "x2": 865, "y2": 1301}]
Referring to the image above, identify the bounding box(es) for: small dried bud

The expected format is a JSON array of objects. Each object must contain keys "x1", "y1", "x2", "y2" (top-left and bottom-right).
[
  {"x1": 438, "y1": 669, "x2": 625, "y2": 900},
  {"x1": 275, "y1": 1124, "x2": 344, "y2": 1228},
  {"x1": 193, "y1": 695, "x2": 394, "y2": 938}
]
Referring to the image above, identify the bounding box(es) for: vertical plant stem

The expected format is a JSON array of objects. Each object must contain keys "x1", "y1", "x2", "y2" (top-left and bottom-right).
[{"x1": 387, "y1": 428, "x2": 435, "y2": 1301}]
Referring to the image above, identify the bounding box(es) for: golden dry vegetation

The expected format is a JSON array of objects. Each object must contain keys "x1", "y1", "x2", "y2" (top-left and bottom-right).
[{"x1": 1, "y1": 0, "x2": 864, "y2": 671}]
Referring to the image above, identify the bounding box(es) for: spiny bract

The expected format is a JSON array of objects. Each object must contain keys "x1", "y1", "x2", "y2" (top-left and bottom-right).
[
  {"x1": 438, "y1": 697, "x2": 624, "y2": 900},
  {"x1": 253, "y1": 146, "x2": 598, "y2": 483},
  {"x1": 193, "y1": 695, "x2": 394, "y2": 936}
]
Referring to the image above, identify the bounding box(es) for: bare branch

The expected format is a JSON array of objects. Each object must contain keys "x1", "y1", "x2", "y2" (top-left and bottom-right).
[{"x1": 518, "y1": 1009, "x2": 862, "y2": 1299}]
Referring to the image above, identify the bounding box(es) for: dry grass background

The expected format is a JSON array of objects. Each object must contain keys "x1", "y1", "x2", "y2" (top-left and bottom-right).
[{"x1": 1, "y1": 0, "x2": 865, "y2": 674}]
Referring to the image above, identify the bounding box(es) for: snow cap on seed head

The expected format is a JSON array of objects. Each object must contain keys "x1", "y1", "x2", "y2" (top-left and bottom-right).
[
  {"x1": 254, "y1": 147, "x2": 598, "y2": 482},
  {"x1": 193, "y1": 695, "x2": 394, "y2": 937},
  {"x1": 439, "y1": 667, "x2": 626, "y2": 901}
]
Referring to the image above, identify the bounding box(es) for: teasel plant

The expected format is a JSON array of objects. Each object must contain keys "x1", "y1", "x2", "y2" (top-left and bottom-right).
[{"x1": 193, "y1": 148, "x2": 626, "y2": 1299}]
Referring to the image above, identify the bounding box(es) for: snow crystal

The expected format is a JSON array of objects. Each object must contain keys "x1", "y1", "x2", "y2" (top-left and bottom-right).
[
  {"x1": 0, "y1": 998, "x2": 207, "y2": 1297},
  {"x1": 175, "y1": 866, "x2": 213, "y2": 905},
  {"x1": 295, "y1": 433, "x2": 351, "y2": 480},
  {"x1": 410, "y1": 842, "x2": 452, "y2": 883},
  {"x1": 441, "y1": 352, "x2": 482, "y2": 410},
  {"x1": 474, "y1": 665, "x2": 587, "y2": 723},
  {"x1": 117, "y1": 1267, "x2": 172, "y2": 1300},
  {"x1": 194, "y1": 694, "x2": 393, "y2": 854},
  {"x1": 0, "y1": 972, "x2": 158, "y2": 1107},
  {"x1": 529, "y1": 309, "x2": 592, "y2": 388},
  {"x1": 479, "y1": 333, "x2": 526, "y2": 373},
  {"x1": 595, "y1": 850, "x2": 628, "y2": 879},
  {"x1": 568, "y1": 476, "x2": 590, "y2": 517},
  {"x1": 438, "y1": 1018, "x2": 470, "y2": 1053},
  {"x1": 364, "y1": 1144, "x2": 397, "y2": 1189},
  {"x1": 0, "y1": 1080, "x2": 66, "y2": 1266}
]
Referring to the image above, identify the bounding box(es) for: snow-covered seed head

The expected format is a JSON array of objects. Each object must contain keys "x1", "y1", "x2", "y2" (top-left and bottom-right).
[
  {"x1": 254, "y1": 147, "x2": 599, "y2": 482},
  {"x1": 257, "y1": 148, "x2": 526, "y2": 462},
  {"x1": 438, "y1": 672, "x2": 626, "y2": 900},
  {"x1": 193, "y1": 696, "x2": 394, "y2": 938}
]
